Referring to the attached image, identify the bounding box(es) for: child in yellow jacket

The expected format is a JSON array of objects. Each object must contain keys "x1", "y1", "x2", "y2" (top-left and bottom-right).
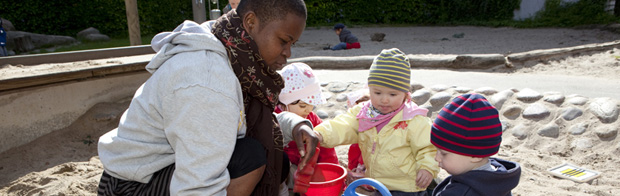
[{"x1": 310, "y1": 48, "x2": 439, "y2": 195}]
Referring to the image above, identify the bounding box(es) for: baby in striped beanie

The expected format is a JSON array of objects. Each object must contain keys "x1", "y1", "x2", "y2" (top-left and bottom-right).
[
  {"x1": 311, "y1": 48, "x2": 440, "y2": 194},
  {"x1": 431, "y1": 93, "x2": 521, "y2": 196}
]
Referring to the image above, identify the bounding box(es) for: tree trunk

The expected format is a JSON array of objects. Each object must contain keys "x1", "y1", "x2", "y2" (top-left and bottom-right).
[{"x1": 615, "y1": 0, "x2": 620, "y2": 16}]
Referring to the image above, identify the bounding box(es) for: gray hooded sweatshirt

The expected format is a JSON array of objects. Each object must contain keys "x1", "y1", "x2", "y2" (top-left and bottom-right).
[
  {"x1": 98, "y1": 20, "x2": 309, "y2": 195},
  {"x1": 98, "y1": 20, "x2": 242, "y2": 195}
]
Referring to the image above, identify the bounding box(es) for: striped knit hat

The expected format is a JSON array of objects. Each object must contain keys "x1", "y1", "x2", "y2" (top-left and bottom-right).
[
  {"x1": 367, "y1": 48, "x2": 410, "y2": 92},
  {"x1": 431, "y1": 93, "x2": 503, "y2": 157}
]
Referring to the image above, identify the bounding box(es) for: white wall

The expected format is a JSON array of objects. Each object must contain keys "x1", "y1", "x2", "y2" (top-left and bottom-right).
[
  {"x1": 513, "y1": 0, "x2": 609, "y2": 20},
  {"x1": 513, "y1": 0, "x2": 547, "y2": 20}
]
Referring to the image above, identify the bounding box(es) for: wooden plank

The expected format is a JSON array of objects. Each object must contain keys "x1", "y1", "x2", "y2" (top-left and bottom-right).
[
  {"x1": 0, "y1": 62, "x2": 149, "y2": 92},
  {"x1": 0, "y1": 71, "x2": 93, "y2": 91},
  {"x1": 0, "y1": 45, "x2": 153, "y2": 66},
  {"x1": 91, "y1": 62, "x2": 148, "y2": 76}
]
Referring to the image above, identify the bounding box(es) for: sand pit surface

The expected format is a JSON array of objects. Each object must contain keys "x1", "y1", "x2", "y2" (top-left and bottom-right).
[{"x1": 1, "y1": 25, "x2": 619, "y2": 195}]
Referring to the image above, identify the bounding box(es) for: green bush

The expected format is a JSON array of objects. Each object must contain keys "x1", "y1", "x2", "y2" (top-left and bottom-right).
[
  {"x1": 1, "y1": 0, "x2": 617, "y2": 39},
  {"x1": 305, "y1": 0, "x2": 521, "y2": 26},
  {"x1": 520, "y1": 0, "x2": 618, "y2": 27},
  {"x1": 2, "y1": 0, "x2": 192, "y2": 37}
]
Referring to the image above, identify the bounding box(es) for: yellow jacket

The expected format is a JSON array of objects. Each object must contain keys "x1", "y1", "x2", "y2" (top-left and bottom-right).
[{"x1": 315, "y1": 104, "x2": 439, "y2": 192}]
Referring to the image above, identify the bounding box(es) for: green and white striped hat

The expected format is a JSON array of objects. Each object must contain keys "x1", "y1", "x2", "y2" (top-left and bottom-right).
[{"x1": 368, "y1": 48, "x2": 411, "y2": 92}]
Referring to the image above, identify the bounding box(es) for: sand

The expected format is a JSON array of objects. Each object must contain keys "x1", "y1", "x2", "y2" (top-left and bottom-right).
[{"x1": 1, "y1": 25, "x2": 619, "y2": 196}]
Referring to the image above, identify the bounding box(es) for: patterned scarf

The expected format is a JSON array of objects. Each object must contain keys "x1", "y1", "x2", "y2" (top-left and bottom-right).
[
  {"x1": 357, "y1": 93, "x2": 428, "y2": 132},
  {"x1": 212, "y1": 11, "x2": 285, "y2": 195}
]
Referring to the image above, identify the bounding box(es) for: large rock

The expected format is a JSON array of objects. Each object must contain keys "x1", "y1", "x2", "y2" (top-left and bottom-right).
[
  {"x1": 411, "y1": 89, "x2": 431, "y2": 105},
  {"x1": 567, "y1": 95, "x2": 589, "y2": 105},
  {"x1": 522, "y1": 103, "x2": 550, "y2": 119},
  {"x1": 454, "y1": 86, "x2": 472, "y2": 93},
  {"x1": 77, "y1": 27, "x2": 110, "y2": 42},
  {"x1": 561, "y1": 107, "x2": 583, "y2": 121},
  {"x1": 474, "y1": 87, "x2": 498, "y2": 96},
  {"x1": 77, "y1": 27, "x2": 101, "y2": 40},
  {"x1": 335, "y1": 93, "x2": 348, "y2": 102},
  {"x1": 327, "y1": 82, "x2": 349, "y2": 93},
  {"x1": 569, "y1": 123, "x2": 588, "y2": 135},
  {"x1": 502, "y1": 105, "x2": 522, "y2": 119},
  {"x1": 491, "y1": 89, "x2": 514, "y2": 110},
  {"x1": 588, "y1": 97, "x2": 619, "y2": 123},
  {"x1": 429, "y1": 92, "x2": 452, "y2": 109},
  {"x1": 543, "y1": 92, "x2": 565, "y2": 105},
  {"x1": 370, "y1": 33, "x2": 385, "y2": 42},
  {"x1": 511, "y1": 124, "x2": 529, "y2": 139},
  {"x1": 516, "y1": 88, "x2": 543, "y2": 102},
  {"x1": 84, "y1": 34, "x2": 110, "y2": 42},
  {"x1": 410, "y1": 81, "x2": 425, "y2": 92},
  {"x1": 5, "y1": 31, "x2": 76, "y2": 52},
  {"x1": 537, "y1": 123, "x2": 560, "y2": 138},
  {"x1": 430, "y1": 84, "x2": 451, "y2": 92},
  {"x1": 1, "y1": 18, "x2": 16, "y2": 31},
  {"x1": 595, "y1": 126, "x2": 618, "y2": 140}
]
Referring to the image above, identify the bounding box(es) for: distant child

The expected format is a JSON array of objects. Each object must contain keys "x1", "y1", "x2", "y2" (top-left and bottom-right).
[
  {"x1": 312, "y1": 48, "x2": 439, "y2": 195},
  {"x1": 275, "y1": 62, "x2": 339, "y2": 191},
  {"x1": 324, "y1": 23, "x2": 361, "y2": 50},
  {"x1": 431, "y1": 93, "x2": 521, "y2": 196}
]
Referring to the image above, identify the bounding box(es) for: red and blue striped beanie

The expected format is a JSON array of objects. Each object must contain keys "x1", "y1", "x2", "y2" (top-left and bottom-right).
[{"x1": 430, "y1": 93, "x2": 502, "y2": 157}]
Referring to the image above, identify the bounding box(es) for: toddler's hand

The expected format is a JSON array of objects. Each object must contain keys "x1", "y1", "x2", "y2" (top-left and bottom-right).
[{"x1": 416, "y1": 169, "x2": 433, "y2": 189}]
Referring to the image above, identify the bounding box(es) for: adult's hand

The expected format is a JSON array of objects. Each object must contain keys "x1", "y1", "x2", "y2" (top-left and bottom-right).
[{"x1": 292, "y1": 123, "x2": 320, "y2": 169}]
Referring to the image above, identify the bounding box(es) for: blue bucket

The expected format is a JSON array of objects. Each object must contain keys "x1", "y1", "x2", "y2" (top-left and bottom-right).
[{"x1": 342, "y1": 178, "x2": 391, "y2": 196}]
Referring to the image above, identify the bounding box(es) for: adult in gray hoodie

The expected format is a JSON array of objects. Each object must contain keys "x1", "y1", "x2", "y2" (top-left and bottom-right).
[{"x1": 97, "y1": 0, "x2": 318, "y2": 195}]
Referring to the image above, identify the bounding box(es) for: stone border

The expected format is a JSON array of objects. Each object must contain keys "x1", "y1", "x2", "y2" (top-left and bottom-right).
[
  {"x1": 1, "y1": 40, "x2": 619, "y2": 153},
  {"x1": 2, "y1": 40, "x2": 619, "y2": 93},
  {"x1": 314, "y1": 81, "x2": 620, "y2": 159},
  {"x1": 290, "y1": 40, "x2": 620, "y2": 70}
]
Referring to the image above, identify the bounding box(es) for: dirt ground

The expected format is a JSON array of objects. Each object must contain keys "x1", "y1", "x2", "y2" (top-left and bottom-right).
[{"x1": 1, "y1": 25, "x2": 619, "y2": 195}]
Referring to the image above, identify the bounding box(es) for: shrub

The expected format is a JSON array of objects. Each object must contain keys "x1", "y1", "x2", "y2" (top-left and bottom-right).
[{"x1": 2, "y1": 0, "x2": 192, "y2": 37}]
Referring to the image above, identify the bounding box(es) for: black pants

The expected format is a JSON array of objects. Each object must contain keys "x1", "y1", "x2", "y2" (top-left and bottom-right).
[{"x1": 97, "y1": 137, "x2": 269, "y2": 196}]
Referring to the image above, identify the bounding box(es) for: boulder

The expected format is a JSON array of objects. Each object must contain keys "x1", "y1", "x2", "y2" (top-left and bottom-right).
[
  {"x1": 84, "y1": 34, "x2": 110, "y2": 42},
  {"x1": 6, "y1": 31, "x2": 76, "y2": 52},
  {"x1": 1, "y1": 18, "x2": 16, "y2": 31},
  {"x1": 77, "y1": 27, "x2": 101, "y2": 40},
  {"x1": 371, "y1": 33, "x2": 385, "y2": 42}
]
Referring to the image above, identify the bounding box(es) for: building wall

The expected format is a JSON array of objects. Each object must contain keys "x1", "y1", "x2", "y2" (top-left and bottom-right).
[{"x1": 513, "y1": 0, "x2": 611, "y2": 20}]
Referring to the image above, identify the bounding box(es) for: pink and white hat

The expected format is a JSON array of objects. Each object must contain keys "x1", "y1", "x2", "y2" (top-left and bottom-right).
[{"x1": 279, "y1": 63, "x2": 326, "y2": 106}]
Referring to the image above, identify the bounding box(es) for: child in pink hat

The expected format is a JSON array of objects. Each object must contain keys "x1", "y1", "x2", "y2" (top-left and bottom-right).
[{"x1": 275, "y1": 62, "x2": 339, "y2": 192}]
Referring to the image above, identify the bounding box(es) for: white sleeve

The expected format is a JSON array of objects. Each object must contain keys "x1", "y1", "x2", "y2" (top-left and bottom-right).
[{"x1": 276, "y1": 111, "x2": 313, "y2": 144}]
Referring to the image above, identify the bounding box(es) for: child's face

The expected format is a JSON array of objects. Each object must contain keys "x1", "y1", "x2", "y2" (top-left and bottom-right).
[
  {"x1": 434, "y1": 148, "x2": 481, "y2": 175},
  {"x1": 334, "y1": 29, "x2": 342, "y2": 35},
  {"x1": 368, "y1": 85, "x2": 407, "y2": 114},
  {"x1": 229, "y1": 0, "x2": 240, "y2": 9},
  {"x1": 246, "y1": 13, "x2": 305, "y2": 71},
  {"x1": 286, "y1": 100, "x2": 314, "y2": 118}
]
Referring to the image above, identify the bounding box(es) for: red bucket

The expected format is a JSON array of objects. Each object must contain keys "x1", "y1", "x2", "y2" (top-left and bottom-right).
[{"x1": 305, "y1": 163, "x2": 347, "y2": 196}]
